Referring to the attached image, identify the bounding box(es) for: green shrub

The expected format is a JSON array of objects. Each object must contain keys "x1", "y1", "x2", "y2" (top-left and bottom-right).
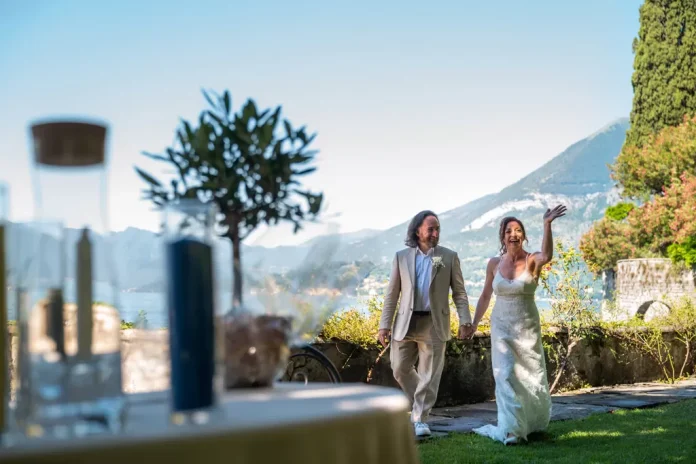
[
  {"x1": 605, "y1": 202, "x2": 635, "y2": 221},
  {"x1": 320, "y1": 297, "x2": 383, "y2": 347},
  {"x1": 667, "y1": 236, "x2": 696, "y2": 267},
  {"x1": 319, "y1": 296, "x2": 480, "y2": 348}
]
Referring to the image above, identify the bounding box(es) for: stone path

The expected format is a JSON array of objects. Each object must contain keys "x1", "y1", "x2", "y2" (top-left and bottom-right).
[{"x1": 417, "y1": 376, "x2": 696, "y2": 441}]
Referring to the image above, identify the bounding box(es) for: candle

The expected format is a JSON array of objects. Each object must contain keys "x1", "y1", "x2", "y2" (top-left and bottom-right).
[
  {"x1": 76, "y1": 228, "x2": 93, "y2": 360},
  {"x1": 166, "y1": 237, "x2": 215, "y2": 412},
  {"x1": 15, "y1": 287, "x2": 29, "y2": 400},
  {"x1": 45, "y1": 288, "x2": 65, "y2": 358}
]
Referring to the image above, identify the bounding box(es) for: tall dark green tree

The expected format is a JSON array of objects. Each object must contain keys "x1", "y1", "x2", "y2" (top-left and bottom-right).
[
  {"x1": 135, "y1": 90, "x2": 323, "y2": 309},
  {"x1": 624, "y1": 0, "x2": 696, "y2": 147},
  {"x1": 583, "y1": 0, "x2": 696, "y2": 271}
]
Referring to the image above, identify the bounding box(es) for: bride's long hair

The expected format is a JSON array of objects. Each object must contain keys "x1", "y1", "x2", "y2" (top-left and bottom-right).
[{"x1": 498, "y1": 216, "x2": 528, "y2": 256}]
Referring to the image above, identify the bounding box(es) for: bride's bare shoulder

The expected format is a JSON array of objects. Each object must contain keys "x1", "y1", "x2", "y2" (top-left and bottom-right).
[{"x1": 486, "y1": 256, "x2": 501, "y2": 271}]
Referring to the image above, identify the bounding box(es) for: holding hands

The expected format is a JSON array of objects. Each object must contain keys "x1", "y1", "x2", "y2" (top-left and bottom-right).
[{"x1": 458, "y1": 323, "x2": 477, "y2": 340}]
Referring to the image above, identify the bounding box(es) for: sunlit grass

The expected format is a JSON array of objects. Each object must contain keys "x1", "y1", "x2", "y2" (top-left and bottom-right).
[{"x1": 419, "y1": 399, "x2": 696, "y2": 464}]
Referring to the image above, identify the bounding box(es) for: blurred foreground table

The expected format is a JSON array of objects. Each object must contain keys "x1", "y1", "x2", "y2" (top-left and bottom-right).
[{"x1": 0, "y1": 383, "x2": 420, "y2": 464}]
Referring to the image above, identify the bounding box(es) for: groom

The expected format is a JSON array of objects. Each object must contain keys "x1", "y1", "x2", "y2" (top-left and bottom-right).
[{"x1": 378, "y1": 210, "x2": 472, "y2": 437}]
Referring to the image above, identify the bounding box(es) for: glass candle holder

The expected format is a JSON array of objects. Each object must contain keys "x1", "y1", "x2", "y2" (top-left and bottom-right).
[
  {"x1": 0, "y1": 182, "x2": 8, "y2": 442},
  {"x1": 8, "y1": 220, "x2": 63, "y2": 444},
  {"x1": 8, "y1": 259, "x2": 32, "y2": 447},
  {"x1": 14, "y1": 220, "x2": 69, "y2": 439},
  {"x1": 163, "y1": 199, "x2": 220, "y2": 425},
  {"x1": 19, "y1": 120, "x2": 124, "y2": 439}
]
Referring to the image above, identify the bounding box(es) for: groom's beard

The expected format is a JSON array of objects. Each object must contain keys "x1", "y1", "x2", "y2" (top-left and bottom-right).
[{"x1": 419, "y1": 237, "x2": 438, "y2": 249}]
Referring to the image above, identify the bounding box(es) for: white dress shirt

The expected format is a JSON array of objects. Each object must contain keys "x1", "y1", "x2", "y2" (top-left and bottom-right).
[{"x1": 413, "y1": 247, "x2": 434, "y2": 312}]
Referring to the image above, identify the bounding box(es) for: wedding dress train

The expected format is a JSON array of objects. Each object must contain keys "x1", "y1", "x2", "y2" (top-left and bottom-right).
[{"x1": 472, "y1": 260, "x2": 552, "y2": 444}]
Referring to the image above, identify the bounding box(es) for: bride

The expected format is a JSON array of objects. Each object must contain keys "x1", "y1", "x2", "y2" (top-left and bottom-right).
[{"x1": 461, "y1": 205, "x2": 566, "y2": 445}]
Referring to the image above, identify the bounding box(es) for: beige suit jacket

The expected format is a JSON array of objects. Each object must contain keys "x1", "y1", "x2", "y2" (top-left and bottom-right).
[{"x1": 379, "y1": 245, "x2": 471, "y2": 342}]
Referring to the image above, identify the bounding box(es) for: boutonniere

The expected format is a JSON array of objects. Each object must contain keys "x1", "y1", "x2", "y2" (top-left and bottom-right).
[{"x1": 431, "y1": 256, "x2": 444, "y2": 270}]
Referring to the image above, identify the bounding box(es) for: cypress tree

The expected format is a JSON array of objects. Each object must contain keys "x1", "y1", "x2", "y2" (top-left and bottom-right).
[{"x1": 625, "y1": 0, "x2": 696, "y2": 147}]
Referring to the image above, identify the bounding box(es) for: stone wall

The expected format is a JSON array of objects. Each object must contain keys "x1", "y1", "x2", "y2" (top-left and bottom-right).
[
  {"x1": 611, "y1": 258, "x2": 696, "y2": 320},
  {"x1": 7, "y1": 327, "x2": 694, "y2": 407},
  {"x1": 314, "y1": 330, "x2": 694, "y2": 406}
]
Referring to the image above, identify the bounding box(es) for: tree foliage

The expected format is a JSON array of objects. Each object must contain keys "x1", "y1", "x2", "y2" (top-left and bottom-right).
[
  {"x1": 662, "y1": 173, "x2": 696, "y2": 243},
  {"x1": 582, "y1": 172, "x2": 696, "y2": 273},
  {"x1": 604, "y1": 202, "x2": 635, "y2": 221},
  {"x1": 582, "y1": 0, "x2": 696, "y2": 271},
  {"x1": 641, "y1": 173, "x2": 696, "y2": 265},
  {"x1": 625, "y1": 0, "x2": 696, "y2": 148},
  {"x1": 668, "y1": 237, "x2": 696, "y2": 267},
  {"x1": 579, "y1": 217, "x2": 640, "y2": 273},
  {"x1": 135, "y1": 89, "x2": 324, "y2": 307},
  {"x1": 612, "y1": 115, "x2": 696, "y2": 198}
]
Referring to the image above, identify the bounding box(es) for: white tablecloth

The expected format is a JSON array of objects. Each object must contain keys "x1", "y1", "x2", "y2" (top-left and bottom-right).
[{"x1": 1, "y1": 383, "x2": 420, "y2": 464}]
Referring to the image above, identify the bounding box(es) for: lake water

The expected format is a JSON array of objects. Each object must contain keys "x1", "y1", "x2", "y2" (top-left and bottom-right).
[
  {"x1": 114, "y1": 293, "x2": 559, "y2": 328},
  {"x1": 7, "y1": 280, "x2": 579, "y2": 329},
  {"x1": 6, "y1": 280, "x2": 360, "y2": 329}
]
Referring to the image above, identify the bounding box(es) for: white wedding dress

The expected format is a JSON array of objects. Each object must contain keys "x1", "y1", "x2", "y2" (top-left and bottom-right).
[{"x1": 473, "y1": 257, "x2": 552, "y2": 443}]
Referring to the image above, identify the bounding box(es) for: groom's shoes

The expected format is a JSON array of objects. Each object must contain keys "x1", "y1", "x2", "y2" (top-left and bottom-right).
[{"x1": 414, "y1": 422, "x2": 432, "y2": 437}]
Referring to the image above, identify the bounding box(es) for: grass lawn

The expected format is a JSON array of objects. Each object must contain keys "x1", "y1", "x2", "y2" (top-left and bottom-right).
[{"x1": 419, "y1": 399, "x2": 696, "y2": 463}]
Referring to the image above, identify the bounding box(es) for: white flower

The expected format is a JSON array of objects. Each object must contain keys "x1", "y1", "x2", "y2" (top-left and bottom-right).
[{"x1": 431, "y1": 256, "x2": 444, "y2": 270}]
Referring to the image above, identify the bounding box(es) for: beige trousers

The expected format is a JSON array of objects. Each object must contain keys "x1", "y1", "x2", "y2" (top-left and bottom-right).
[{"x1": 390, "y1": 314, "x2": 446, "y2": 423}]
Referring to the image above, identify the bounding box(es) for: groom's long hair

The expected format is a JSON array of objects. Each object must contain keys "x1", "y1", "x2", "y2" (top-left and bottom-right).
[{"x1": 405, "y1": 210, "x2": 439, "y2": 248}]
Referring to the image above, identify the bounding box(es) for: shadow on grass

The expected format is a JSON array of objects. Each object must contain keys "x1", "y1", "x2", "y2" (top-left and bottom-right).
[{"x1": 525, "y1": 430, "x2": 554, "y2": 443}]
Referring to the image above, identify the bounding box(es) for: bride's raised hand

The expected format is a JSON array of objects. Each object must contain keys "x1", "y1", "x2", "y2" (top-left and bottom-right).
[{"x1": 543, "y1": 204, "x2": 567, "y2": 224}]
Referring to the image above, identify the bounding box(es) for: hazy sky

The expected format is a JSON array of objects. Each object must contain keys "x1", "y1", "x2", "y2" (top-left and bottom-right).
[{"x1": 0, "y1": 0, "x2": 642, "y2": 246}]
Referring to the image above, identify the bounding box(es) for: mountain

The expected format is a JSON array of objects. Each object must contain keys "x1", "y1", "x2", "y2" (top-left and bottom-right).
[
  {"x1": 2, "y1": 222, "x2": 378, "y2": 293},
  {"x1": 4, "y1": 118, "x2": 629, "y2": 299},
  {"x1": 328, "y1": 118, "x2": 629, "y2": 294},
  {"x1": 301, "y1": 228, "x2": 380, "y2": 247}
]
